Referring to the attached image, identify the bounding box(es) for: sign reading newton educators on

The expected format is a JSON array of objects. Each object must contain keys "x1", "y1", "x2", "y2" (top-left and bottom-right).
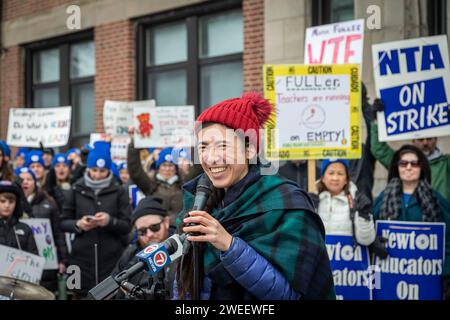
[
  {"x1": 0, "y1": 244, "x2": 45, "y2": 284},
  {"x1": 133, "y1": 106, "x2": 195, "y2": 148},
  {"x1": 372, "y1": 35, "x2": 450, "y2": 141},
  {"x1": 6, "y1": 107, "x2": 72, "y2": 148},
  {"x1": 103, "y1": 100, "x2": 156, "y2": 136},
  {"x1": 373, "y1": 221, "x2": 446, "y2": 300},
  {"x1": 326, "y1": 235, "x2": 373, "y2": 300},
  {"x1": 263, "y1": 64, "x2": 361, "y2": 160},
  {"x1": 21, "y1": 219, "x2": 58, "y2": 270},
  {"x1": 305, "y1": 19, "x2": 364, "y2": 65}
]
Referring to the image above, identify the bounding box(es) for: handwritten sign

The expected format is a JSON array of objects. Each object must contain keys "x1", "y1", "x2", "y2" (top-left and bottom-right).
[
  {"x1": 305, "y1": 19, "x2": 364, "y2": 65},
  {"x1": 0, "y1": 244, "x2": 45, "y2": 284},
  {"x1": 6, "y1": 107, "x2": 72, "y2": 147},
  {"x1": 20, "y1": 219, "x2": 58, "y2": 270},
  {"x1": 263, "y1": 64, "x2": 361, "y2": 160},
  {"x1": 373, "y1": 221, "x2": 445, "y2": 300},
  {"x1": 372, "y1": 35, "x2": 450, "y2": 141},
  {"x1": 103, "y1": 100, "x2": 156, "y2": 136},
  {"x1": 90, "y1": 133, "x2": 130, "y2": 164},
  {"x1": 133, "y1": 106, "x2": 195, "y2": 148}
]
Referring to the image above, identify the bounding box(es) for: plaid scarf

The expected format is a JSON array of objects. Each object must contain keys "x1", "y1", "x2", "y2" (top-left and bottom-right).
[
  {"x1": 178, "y1": 172, "x2": 335, "y2": 300},
  {"x1": 379, "y1": 177, "x2": 440, "y2": 222}
]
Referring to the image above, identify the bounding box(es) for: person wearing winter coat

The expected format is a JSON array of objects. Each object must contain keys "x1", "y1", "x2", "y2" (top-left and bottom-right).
[
  {"x1": 44, "y1": 154, "x2": 72, "y2": 213},
  {"x1": 372, "y1": 144, "x2": 450, "y2": 300},
  {"x1": 60, "y1": 142, "x2": 132, "y2": 298},
  {"x1": 316, "y1": 159, "x2": 376, "y2": 247},
  {"x1": 16, "y1": 166, "x2": 68, "y2": 292},
  {"x1": 174, "y1": 93, "x2": 335, "y2": 300},
  {"x1": 0, "y1": 180, "x2": 38, "y2": 255},
  {"x1": 111, "y1": 196, "x2": 174, "y2": 299}
]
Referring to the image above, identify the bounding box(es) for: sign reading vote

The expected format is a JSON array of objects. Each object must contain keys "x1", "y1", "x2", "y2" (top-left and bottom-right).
[
  {"x1": 372, "y1": 35, "x2": 450, "y2": 141},
  {"x1": 326, "y1": 235, "x2": 373, "y2": 300},
  {"x1": 304, "y1": 19, "x2": 364, "y2": 65},
  {"x1": 6, "y1": 107, "x2": 72, "y2": 147},
  {"x1": 373, "y1": 221, "x2": 445, "y2": 300}
]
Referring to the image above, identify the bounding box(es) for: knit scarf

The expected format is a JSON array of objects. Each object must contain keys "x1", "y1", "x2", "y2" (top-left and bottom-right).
[
  {"x1": 84, "y1": 171, "x2": 113, "y2": 195},
  {"x1": 379, "y1": 177, "x2": 440, "y2": 222}
]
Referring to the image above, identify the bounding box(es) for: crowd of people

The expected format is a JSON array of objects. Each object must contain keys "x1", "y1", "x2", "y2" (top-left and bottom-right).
[{"x1": 0, "y1": 90, "x2": 449, "y2": 300}]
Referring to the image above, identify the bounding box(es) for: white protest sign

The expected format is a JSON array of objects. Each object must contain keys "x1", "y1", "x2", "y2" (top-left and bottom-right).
[
  {"x1": 133, "y1": 106, "x2": 195, "y2": 148},
  {"x1": 304, "y1": 19, "x2": 364, "y2": 65},
  {"x1": 0, "y1": 244, "x2": 45, "y2": 284},
  {"x1": 89, "y1": 133, "x2": 109, "y2": 147},
  {"x1": 6, "y1": 107, "x2": 72, "y2": 147},
  {"x1": 111, "y1": 136, "x2": 131, "y2": 164},
  {"x1": 372, "y1": 35, "x2": 450, "y2": 141},
  {"x1": 103, "y1": 100, "x2": 156, "y2": 136},
  {"x1": 20, "y1": 219, "x2": 58, "y2": 270}
]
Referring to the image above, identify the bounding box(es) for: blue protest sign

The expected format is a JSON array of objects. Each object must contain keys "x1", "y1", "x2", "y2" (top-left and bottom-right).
[
  {"x1": 325, "y1": 235, "x2": 373, "y2": 300},
  {"x1": 372, "y1": 35, "x2": 450, "y2": 141},
  {"x1": 128, "y1": 184, "x2": 145, "y2": 209},
  {"x1": 373, "y1": 221, "x2": 445, "y2": 300}
]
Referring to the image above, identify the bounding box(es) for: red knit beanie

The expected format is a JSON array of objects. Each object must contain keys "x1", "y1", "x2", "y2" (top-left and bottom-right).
[{"x1": 196, "y1": 92, "x2": 273, "y2": 151}]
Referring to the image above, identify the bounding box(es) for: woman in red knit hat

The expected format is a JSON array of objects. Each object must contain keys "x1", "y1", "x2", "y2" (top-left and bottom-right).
[{"x1": 175, "y1": 93, "x2": 335, "y2": 300}]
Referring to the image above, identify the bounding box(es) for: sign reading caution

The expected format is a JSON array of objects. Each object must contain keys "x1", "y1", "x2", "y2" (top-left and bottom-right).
[{"x1": 263, "y1": 64, "x2": 361, "y2": 160}]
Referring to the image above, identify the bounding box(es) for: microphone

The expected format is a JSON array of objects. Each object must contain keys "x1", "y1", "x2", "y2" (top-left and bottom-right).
[
  {"x1": 192, "y1": 174, "x2": 213, "y2": 211},
  {"x1": 88, "y1": 234, "x2": 186, "y2": 300}
]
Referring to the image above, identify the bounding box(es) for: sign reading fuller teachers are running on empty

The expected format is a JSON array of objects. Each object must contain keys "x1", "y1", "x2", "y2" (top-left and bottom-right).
[
  {"x1": 263, "y1": 64, "x2": 361, "y2": 160},
  {"x1": 372, "y1": 35, "x2": 450, "y2": 141}
]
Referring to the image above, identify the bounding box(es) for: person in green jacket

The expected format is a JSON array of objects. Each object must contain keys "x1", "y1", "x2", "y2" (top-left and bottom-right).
[
  {"x1": 372, "y1": 144, "x2": 450, "y2": 299},
  {"x1": 370, "y1": 98, "x2": 450, "y2": 202}
]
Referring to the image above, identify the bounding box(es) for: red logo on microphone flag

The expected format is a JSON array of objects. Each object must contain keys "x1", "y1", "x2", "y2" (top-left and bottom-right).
[
  {"x1": 153, "y1": 251, "x2": 167, "y2": 267},
  {"x1": 144, "y1": 244, "x2": 159, "y2": 254}
]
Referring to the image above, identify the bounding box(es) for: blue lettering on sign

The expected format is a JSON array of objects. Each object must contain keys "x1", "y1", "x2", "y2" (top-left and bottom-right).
[
  {"x1": 379, "y1": 44, "x2": 445, "y2": 76},
  {"x1": 380, "y1": 78, "x2": 449, "y2": 135}
]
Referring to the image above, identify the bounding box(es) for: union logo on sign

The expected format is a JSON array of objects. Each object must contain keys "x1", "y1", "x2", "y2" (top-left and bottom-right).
[{"x1": 153, "y1": 251, "x2": 167, "y2": 267}]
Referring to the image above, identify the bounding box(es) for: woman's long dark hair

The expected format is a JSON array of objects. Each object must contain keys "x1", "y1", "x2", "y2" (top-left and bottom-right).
[
  {"x1": 0, "y1": 149, "x2": 14, "y2": 181},
  {"x1": 387, "y1": 144, "x2": 431, "y2": 183}
]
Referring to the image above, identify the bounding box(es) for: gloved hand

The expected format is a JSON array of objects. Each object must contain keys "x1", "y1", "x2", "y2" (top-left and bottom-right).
[
  {"x1": 354, "y1": 192, "x2": 372, "y2": 221},
  {"x1": 369, "y1": 236, "x2": 388, "y2": 259},
  {"x1": 372, "y1": 98, "x2": 385, "y2": 120}
]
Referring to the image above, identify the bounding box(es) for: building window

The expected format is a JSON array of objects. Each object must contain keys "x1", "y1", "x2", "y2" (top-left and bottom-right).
[
  {"x1": 137, "y1": 1, "x2": 243, "y2": 114},
  {"x1": 312, "y1": 0, "x2": 355, "y2": 26},
  {"x1": 26, "y1": 34, "x2": 95, "y2": 147}
]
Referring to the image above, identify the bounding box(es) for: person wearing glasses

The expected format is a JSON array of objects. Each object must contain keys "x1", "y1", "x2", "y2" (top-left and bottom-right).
[
  {"x1": 372, "y1": 144, "x2": 450, "y2": 299},
  {"x1": 370, "y1": 98, "x2": 450, "y2": 203},
  {"x1": 111, "y1": 196, "x2": 173, "y2": 299}
]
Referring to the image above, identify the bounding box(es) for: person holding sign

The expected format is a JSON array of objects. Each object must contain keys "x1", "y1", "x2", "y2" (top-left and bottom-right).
[
  {"x1": 316, "y1": 159, "x2": 376, "y2": 247},
  {"x1": 175, "y1": 93, "x2": 334, "y2": 300},
  {"x1": 60, "y1": 142, "x2": 132, "y2": 298},
  {"x1": 371, "y1": 99, "x2": 450, "y2": 203},
  {"x1": 372, "y1": 145, "x2": 450, "y2": 299},
  {"x1": 0, "y1": 146, "x2": 14, "y2": 182},
  {"x1": 16, "y1": 167, "x2": 68, "y2": 292},
  {"x1": 0, "y1": 181, "x2": 38, "y2": 255}
]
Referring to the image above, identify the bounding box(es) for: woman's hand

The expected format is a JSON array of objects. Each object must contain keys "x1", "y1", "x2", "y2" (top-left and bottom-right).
[
  {"x1": 76, "y1": 216, "x2": 97, "y2": 231},
  {"x1": 94, "y1": 212, "x2": 111, "y2": 227},
  {"x1": 183, "y1": 211, "x2": 233, "y2": 252}
]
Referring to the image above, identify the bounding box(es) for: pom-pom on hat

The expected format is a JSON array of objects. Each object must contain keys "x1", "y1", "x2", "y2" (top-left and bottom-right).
[
  {"x1": 195, "y1": 92, "x2": 273, "y2": 151},
  {"x1": 25, "y1": 150, "x2": 45, "y2": 168},
  {"x1": 52, "y1": 153, "x2": 70, "y2": 167}
]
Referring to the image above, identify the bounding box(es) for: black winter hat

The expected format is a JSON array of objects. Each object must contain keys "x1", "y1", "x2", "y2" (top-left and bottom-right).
[
  {"x1": 0, "y1": 180, "x2": 24, "y2": 220},
  {"x1": 131, "y1": 196, "x2": 167, "y2": 225}
]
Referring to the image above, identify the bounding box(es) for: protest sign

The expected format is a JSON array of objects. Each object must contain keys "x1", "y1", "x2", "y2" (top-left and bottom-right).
[
  {"x1": 89, "y1": 133, "x2": 130, "y2": 164},
  {"x1": 20, "y1": 219, "x2": 58, "y2": 270},
  {"x1": 6, "y1": 107, "x2": 72, "y2": 148},
  {"x1": 326, "y1": 235, "x2": 373, "y2": 300},
  {"x1": 305, "y1": 19, "x2": 364, "y2": 65},
  {"x1": 0, "y1": 244, "x2": 45, "y2": 284},
  {"x1": 89, "y1": 133, "x2": 109, "y2": 146},
  {"x1": 372, "y1": 35, "x2": 450, "y2": 141},
  {"x1": 133, "y1": 106, "x2": 195, "y2": 148},
  {"x1": 103, "y1": 100, "x2": 156, "y2": 136},
  {"x1": 263, "y1": 64, "x2": 361, "y2": 160},
  {"x1": 373, "y1": 220, "x2": 446, "y2": 300},
  {"x1": 129, "y1": 185, "x2": 145, "y2": 209}
]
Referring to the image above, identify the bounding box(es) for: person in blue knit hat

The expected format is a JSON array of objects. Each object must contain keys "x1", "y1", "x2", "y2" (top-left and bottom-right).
[
  {"x1": 60, "y1": 142, "x2": 132, "y2": 298},
  {"x1": 14, "y1": 147, "x2": 28, "y2": 169},
  {"x1": 25, "y1": 150, "x2": 46, "y2": 187},
  {"x1": 118, "y1": 162, "x2": 130, "y2": 185}
]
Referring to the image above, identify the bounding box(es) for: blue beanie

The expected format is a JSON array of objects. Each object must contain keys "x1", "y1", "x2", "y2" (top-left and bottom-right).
[
  {"x1": 172, "y1": 148, "x2": 191, "y2": 163},
  {"x1": 118, "y1": 162, "x2": 128, "y2": 172},
  {"x1": 66, "y1": 148, "x2": 81, "y2": 158},
  {"x1": 148, "y1": 147, "x2": 155, "y2": 154},
  {"x1": 0, "y1": 141, "x2": 10, "y2": 158},
  {"x1": 155, "y1": 148, "x2": 176, "y2": 169},
  {"x1": 110, "y1": 162, "x2": 120, "y2": 180},
  {"x1": 25, "y1": 150, "x2": 45, "y2": 168},
  {"x1": 15, "y1": 166, "x2": 37, "y2": 182},
  {"x1": 321, "y1": 159, "x2": 350, "y2": 176},
  {"x1": 15, "y1": 147, "x2": 29, "y2": 159},
  {"x1": 87, "y1": 143, "x2": 112, "y2": 169},
  {"x1": 52, "y1": 153, "x2": 70, "y2": 167}
]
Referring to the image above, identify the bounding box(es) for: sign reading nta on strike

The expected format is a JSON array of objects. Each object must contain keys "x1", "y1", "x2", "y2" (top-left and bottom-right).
[{"x1": 263, "y1": 64, "x2": 361, "y2": 160}]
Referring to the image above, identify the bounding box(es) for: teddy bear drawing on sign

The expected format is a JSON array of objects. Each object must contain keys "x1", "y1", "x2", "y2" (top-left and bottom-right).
[{"x1": 137, "y1": 113, "x2": 154, "y2": 138}]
